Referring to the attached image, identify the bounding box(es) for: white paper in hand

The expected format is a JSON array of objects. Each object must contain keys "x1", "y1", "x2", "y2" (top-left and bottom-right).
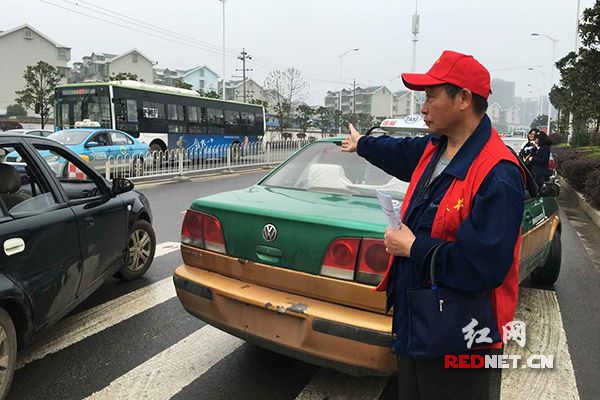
[{"x1": 376, "y1": 189, "x2": 401, "y2": 230}]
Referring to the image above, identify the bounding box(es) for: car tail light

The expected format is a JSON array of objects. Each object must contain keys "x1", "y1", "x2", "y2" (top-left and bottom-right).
[
  {"x1": 548, "y1": 155, "x2": 555, "y2": 170},
  {"x1": 181, "y1": 210, "x2": 226, "y2": 254},
  {"x1": 204, "y1": 213, "x2": 226, "y2": 253},
  {"x1": 356, "y1": 239, "x2": 390, "y2": 285},
  {"x1": 321, "y1": 238, "x2": 360, "y2": 281}
]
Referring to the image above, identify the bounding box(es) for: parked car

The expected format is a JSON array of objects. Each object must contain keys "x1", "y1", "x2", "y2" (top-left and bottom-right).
[
  {"x1": 43, "y1": 125, "x2": 150, "y2": 177},
  {"x1": 0, "y1": 121, "x2": 23, "y2": 132},
  {"x1": 0, "y1": 133, "x2": 156, "y2": 399},
  {"x1": 5, "y1": 129, "x2": 54, "y2": 138},
  {"x1": 173, "y1": 127, "x2": 562, "y2": 377}
]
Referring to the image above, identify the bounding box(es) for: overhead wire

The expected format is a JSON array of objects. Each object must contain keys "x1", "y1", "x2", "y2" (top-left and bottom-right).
[{"x1": 41, "y1": 0, "x2": 354, "y2": 85}]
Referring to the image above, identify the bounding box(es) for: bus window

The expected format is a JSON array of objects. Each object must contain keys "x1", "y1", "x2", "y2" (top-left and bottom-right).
[
  {"x1": 116, "y1": 99, "x2": 139, "y2": 135},
  {"x1": 143, "y1": 102, "x2": 165, "y2": 119},
  {"x1": 169, "y1": 125, "x2": 187, "y2": 133},
  {"x1": 242, "y1": 112, "x2": 254, "y2": 126},
  {"x1": 255, "y1": 113, "x2": 264, "y2": 129},
  {"x1": 215, "y1": 109, "x2": 224, "y2": 125},
  {"x1": 207, "y1": 108, "x2": 215, "y2": 124},
  {"x1": 188, "y1": 106, "x2": 199, "y2": 122},
  {"x1": 225, "y1": 110, "x2": 238, "y2": 126},
  {"x1": 189, "y1": 125, "x2": 207, "y2": 134},
  {"x1": 200, "y1": 108, "x2": 207, "y2": 124},
  {"x1": 168, "y1": 104, "x2": 184, "y2": 121}
]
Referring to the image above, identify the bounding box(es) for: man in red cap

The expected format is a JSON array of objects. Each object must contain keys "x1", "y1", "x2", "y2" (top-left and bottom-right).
[{"x1": 342, "y1": 51, "x2": 525, "y2": 399}]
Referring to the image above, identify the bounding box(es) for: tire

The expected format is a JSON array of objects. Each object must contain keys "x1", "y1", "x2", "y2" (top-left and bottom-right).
[
  {"x1": 132, "y1": 157, "x2": 144, "y2": 177},
  {"x1": 231, "y1": 143, "x2": 241, "y2": 163},
  {"x1": 531, "y1": 230, "x2": 562, "y2": 285},
  {"x1": 150, "y1": 143, "x2": 165, "y2": 167},
  {"x1": 0, "y1": 308, "x2": 17, "y2": 400},
  {"x1": 115, "y1": 220, "x2": 156, "y2": 281}
]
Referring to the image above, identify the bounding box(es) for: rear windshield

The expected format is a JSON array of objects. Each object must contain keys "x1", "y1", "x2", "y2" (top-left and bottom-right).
[
  {"x1": 261, "y1": 141, "x2": 408, "y2": 199},
  {"x1": 48, "y1": 130, "x2": 91, "y2": 146}
]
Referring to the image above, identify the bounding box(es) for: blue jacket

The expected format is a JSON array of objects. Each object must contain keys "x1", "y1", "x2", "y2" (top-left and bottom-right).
[{"x1": 357, "y1": 115, "x2": 525, "y2": 356}]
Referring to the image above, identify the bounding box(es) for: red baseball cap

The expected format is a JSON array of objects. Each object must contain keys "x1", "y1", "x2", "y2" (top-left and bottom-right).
[{"x1": 402, "y1": 50, "x2": 491, "y2": 99}]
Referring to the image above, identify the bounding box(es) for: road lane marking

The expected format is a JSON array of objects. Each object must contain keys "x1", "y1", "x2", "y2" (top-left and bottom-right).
[
  {"x1": 154, "y1": 241, "x2": 180, "y2": 257},
  {"x1": 16, "y1": 241, "x2": 181, "y2": 368},
  {"x1": 501, "y1": 287, "x2": 580, "y2": 400},
  {"x1": 84, "y1": 325, "x2": 243, "y2": 400},
  {"x1": 295, "y1": 368, "x2": 388, "y2": 400}
]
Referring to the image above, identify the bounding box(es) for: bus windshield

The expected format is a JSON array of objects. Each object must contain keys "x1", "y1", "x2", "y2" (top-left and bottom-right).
[{"x1": 56, "y1": 86, "x2": 111, "y2": 129}]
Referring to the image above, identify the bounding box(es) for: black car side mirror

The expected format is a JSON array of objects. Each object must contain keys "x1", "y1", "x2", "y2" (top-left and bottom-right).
[
  {"x1": 540, "y1": 182, "x2": 560, "y2": 198},
  {"x1": 112, "y1": 178, "x2": 134, "y2": 195}
]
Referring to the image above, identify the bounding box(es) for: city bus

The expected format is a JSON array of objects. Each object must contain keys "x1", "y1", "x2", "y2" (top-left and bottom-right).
[{"x1": 54, "y1": 81, "x2": 266, "y2": 154}]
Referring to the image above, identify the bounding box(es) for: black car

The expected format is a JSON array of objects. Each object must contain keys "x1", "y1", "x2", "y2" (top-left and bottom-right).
[{"x1": 0, "y1": 133, "x2": 156, "y2": 399}]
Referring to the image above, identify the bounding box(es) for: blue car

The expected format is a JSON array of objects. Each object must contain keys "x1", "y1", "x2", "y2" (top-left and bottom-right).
[{"x1": 43, "y1": 128, "x2": 150, "y2": 177}]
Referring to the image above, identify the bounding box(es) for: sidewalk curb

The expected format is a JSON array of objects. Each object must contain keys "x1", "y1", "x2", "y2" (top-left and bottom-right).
[{"x1": 558, "y1": 175, "x2": 600, "y2": 230}]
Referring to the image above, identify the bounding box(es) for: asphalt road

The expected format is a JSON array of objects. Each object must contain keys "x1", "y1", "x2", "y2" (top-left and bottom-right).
[{"x1": 8, "y1": 170, "x2": 600, "y2": 400}]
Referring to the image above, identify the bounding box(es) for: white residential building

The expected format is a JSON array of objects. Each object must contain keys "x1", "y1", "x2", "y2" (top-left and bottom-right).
[
  {"x1": 70, "y1": 48, "x2": 156, "y2": 83},
  {"x1": 224, "y1": 79, "x2": 268, "y2": 103},
  {"x1": 0, "y1": 24, "x2": 71, "y2": 114},
  {"x1": 324, "y1": 86, "x2": 396, "y2": 118},
  {"x1": 153, "y1": 65, "x2": 220, "y2": 93},
  {"x1": 488, "y1": 102, "x2": 502, "y2": 124}
]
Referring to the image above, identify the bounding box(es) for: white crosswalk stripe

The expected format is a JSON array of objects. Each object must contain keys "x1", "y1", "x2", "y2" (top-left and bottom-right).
[
  {"x1": 16, "y1": 241, "x2": 181, "y2": 369},
  {"x1": 84, "y1": 325, "x2": 244, "y2": 400},
  {"x1": 501, "y1": 288, "x2": 580, "y2": 400},
  {"x1": 14, "y1": 240, "x2": 581, "y2": 400},
  {"x1": 295, "y1": 368, "x2": 388, "y2": 400}
]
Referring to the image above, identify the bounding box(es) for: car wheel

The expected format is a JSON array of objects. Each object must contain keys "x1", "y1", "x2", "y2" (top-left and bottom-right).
[
  {"x1": 0, "y1": 308, "x2": 17, "y2": 400},
  {"x1": 132, "y1": 157, "x2": 144, "y2": 177},
  {"x1": 231, "y1": 143, "x2": 241, "y2": 163},
  {"x1": 115, "y1": 220, "x2": 156, "y2": 281},
  {"x1": 150, "y1": 143, "x2": 165, "y2": 167},
  {"x1": 531, "y1": 230, "x2": 562, "y2": 285}
]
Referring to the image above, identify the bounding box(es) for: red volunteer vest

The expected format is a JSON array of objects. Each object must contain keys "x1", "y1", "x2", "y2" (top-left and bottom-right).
[{"x1": 375, "y1": 129, "x2": 525, "y2": 349}]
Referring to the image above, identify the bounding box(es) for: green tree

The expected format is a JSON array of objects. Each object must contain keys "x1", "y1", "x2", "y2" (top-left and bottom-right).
[
  {"x1": 296, "y1": 104, "x2": 313, "y2": 134},
  {"x1": 331, "y1": 109, "x2": 343, "y2": 133},
  {"x1": 264, "y1": 67, "x2": 309, "y2": 135},
  {"x1": 6, "y1": 104, "x2": 27, "y2": 117},
  {"x1": 112, "y1": 72, "x2": 143, "y2": 82},
  {"x1": 250, "y1": 99, "x2": 269, "y2": 112},
  {"x1": 530, "y1": 114, "x2": 557, "y2": 132},
  {"x1": 357, "y1": 113, "x2": 375, "y2": 132},
  {"x1": 549, "y1": 85, "x2": 571, "y2": 137},
  {"x1": 342, "y1": 112, "x2": 358, "y2": 130},
  {"x1": 315, "y1": 106, "x2": 330, "y2": 137},
  {"x1": 196, "y1": 89, "x2": 220, "y2": 99},
  {"x1": 552, "y1": 0, "x2": 600, "y2": 145},
  {"x1": 15, "y1": 61, "x2": 60, "y2": 128},
  {"x1": 175, "y1": 80, "x2": 193, "y2": 90}
]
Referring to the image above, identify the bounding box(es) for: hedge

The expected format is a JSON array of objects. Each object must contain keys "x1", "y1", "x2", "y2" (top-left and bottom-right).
[
  {"x1": 584, "y1": 171, "x2": 600, "y2": 209},
  {"x1": 562, "y1": 158, "x2": 600, "y2": 192}
]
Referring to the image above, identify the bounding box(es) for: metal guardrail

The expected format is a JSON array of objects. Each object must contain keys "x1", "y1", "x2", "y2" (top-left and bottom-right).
[{"x1": 104, "y1": 140, "x2": 314, "y2": 181}]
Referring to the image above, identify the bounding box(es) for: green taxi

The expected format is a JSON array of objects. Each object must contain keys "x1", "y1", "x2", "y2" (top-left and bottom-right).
[{"x1": 173, "y1": 121, "x2": 561, "y2": 376}]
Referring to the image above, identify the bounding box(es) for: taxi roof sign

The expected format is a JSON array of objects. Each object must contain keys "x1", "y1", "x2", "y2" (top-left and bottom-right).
[
  {"x1": 74, "y1": 119, "x2": 101, "y2": 128},
  {"x1": 379, "y1": 114, "x2": 428, "y2": 133}
]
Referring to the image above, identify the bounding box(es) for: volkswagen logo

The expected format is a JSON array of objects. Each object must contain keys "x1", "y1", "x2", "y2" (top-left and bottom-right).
[{"x1": 262, "y1": 224, "x2": 277, "y2": 242}]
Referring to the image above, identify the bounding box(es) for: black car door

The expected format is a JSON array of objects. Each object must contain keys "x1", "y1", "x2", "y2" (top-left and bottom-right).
[
  {"x1": 29, "y1": 140, "x2": 128, "y2": 297},
  {"x1": 0, "y1": 138, "x2": 82, "y2": 329}
]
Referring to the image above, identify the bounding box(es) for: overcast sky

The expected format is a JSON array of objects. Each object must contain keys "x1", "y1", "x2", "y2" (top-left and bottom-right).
[{"x1": 2, "y1": 0, "x2": 593, "y2": 105}]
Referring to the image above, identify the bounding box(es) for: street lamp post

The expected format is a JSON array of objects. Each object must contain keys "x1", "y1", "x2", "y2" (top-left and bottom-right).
[
  {"x1": 410, "y1": 0, "x2": 420, "y2": 115},
  {"x1": 527, "y1": 84, "x2": 543, "y2": 116},
  {"x1": 219, "y1": 0, "x2": 227, "y2": 100},
  {"x1": 339, "y1": 48, "x2": 359, "y2": 134},
  {"x1": 528, "y1": 67, "x2": 546, "y2": 118},
  {"x1": 531, "y1": 33, "x2": 558, "y2": 134}
]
